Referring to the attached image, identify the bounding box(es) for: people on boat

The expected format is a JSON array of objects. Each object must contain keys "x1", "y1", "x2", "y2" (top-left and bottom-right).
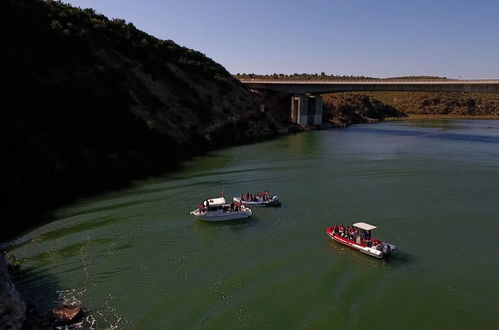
[
  {"x1": 199, "y1": 203, "x2": 206, "y2": 212},
  {"x1": 332, "y1": 225, "x2": 379, "y2": 247},
  {"x1": 196, "y1": 198, "x2": 245, "y2": 215},
  {"x1": 240, "y1": 190, "x2": 272, "y2": 202},
  {"x1": 364, "y1": 230, "x2": 371, "y2": 240}
]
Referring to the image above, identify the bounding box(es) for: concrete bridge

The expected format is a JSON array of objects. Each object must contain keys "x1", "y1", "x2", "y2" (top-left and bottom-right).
[{"x1": 240, "y1": 79, "x2": 499, "y2": 125}]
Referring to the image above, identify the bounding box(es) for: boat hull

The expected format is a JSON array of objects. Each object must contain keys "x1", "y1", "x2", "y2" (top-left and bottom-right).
[
  {"x1": 233, "y1": 196, "x2": 281, "y2": 207},
  {"x1": 190, "y1": 208, "x2": 252, "y2": 222},
  {"x1": 326, "y1": 227, "x2": 385, "y2": 259}
]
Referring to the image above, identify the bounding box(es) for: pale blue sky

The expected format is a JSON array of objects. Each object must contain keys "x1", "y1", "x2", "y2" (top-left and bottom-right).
[{"x1": 65, "y1": 0, "x2": 499, "y2": 78}]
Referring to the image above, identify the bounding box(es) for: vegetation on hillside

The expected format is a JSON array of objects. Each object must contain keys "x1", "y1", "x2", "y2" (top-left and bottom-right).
[
  {"x1": 1, "y1": 0, "x2": 297, "y2": 237},
  {"x1": 322, "y1": 92, "x2": 499, "y2": 125},
  {"x1": 322, "y1": 94, "x2": 406, "y2": 126},
  {"x1": 350, "y1": 92, "x2": 499, "y2": 116},
  {"x1": 235, "y1": 73, "x2": 450, "y2": 81}
]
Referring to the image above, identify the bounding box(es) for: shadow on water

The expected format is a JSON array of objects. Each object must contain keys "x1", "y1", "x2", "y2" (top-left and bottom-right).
[
  {"x1": 14, "y1": 266, "x2": 62, "y2": 311},
  {"x1": 400, "y1": 120, "x2": 468, "y2": 130},
  {"x1": 346, "y1": 123, "x2": 499, "y2": 145},
  {"x1": 193, "y1": 216, "x2": 260, "y2": 231},
  {"x1": 347, "y1": 127, "x2": 427, "y2": 137},
  {"x1": 9, "y1": 253, "x2": 132, "y2": 328},
  {"x1": 430, "y1": 133, "x2": 499, "y2": 143},
  {"x1": 2, "y1": 155, "x2": 188, "y2": 243},
  {"x1": 325, "y1": 239, "x2": 415, "y2": 267},
  {"x1": 384, "y1": 250, "x2": 414, "y2": 265},
  {"x1": 10, "y1": 264, "x2": 96, "y2": 328}
]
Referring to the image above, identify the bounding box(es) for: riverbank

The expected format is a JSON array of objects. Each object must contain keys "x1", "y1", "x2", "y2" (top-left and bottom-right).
[
  {"x1": 386, "y1": 114, "x2": 498, "y2": 120},
  {"x1": 0, "y1": 254, "x2": 26, "y2": 329}
]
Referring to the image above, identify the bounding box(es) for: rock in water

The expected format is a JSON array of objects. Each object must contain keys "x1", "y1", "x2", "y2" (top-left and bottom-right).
[
  {"x1": 0, "y1": 255, "x2": 26, "y2": 330},
  {"x1": 52, "y1": 306, "x2": 83, "y2": 325}
]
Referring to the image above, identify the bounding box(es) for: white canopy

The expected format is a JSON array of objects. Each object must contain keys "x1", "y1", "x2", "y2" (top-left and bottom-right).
[
  {"x1": 205, "y1": 197, "x2": 226, "y2": 206},
  {"x1": 353, "y1": 222, "x2": 377, "y2": 231}
]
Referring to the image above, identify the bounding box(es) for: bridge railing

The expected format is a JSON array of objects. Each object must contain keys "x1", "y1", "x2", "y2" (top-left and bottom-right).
[{"x1": 239, "y1": 79, "x2": 499, "y2": 84}]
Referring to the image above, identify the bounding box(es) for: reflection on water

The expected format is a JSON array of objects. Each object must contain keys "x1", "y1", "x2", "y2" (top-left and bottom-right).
[
  {"x1": 287, "y1": 130, "x2": 323, "y2": 155},
  {"x1": 6, "y1": 120, "x2": 499, "y2": 329},
  {"x1": 401, "y1": 119, "x2": 469, "y2": 130}
]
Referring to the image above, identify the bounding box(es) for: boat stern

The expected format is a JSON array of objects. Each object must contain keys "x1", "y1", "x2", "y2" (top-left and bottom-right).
[{"x1": 244, "y1": 206, "x2": 252, "y2": 216}]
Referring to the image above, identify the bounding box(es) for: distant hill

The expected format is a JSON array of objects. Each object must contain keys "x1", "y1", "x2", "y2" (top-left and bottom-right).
[{"x1": 0, "y1": 0, "x2": 298, "y2": 236}]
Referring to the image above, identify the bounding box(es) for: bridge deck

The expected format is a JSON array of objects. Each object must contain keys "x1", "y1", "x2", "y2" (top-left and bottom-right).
[{"x1": 240, "y1": 80, "x2": 499, "y2": 94}]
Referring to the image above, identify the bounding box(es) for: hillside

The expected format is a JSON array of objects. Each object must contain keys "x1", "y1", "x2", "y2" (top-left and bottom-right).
[
  {"x1": 322, "y1": 94, "x2": 406, "y2": 126},
  {"x1": 0, "y1": 0, "x2": 298, "y2": 237},
  {"x1": 322, "y1": 92, "x2": 499, "y2": 125},
  {"x1": 347, "y1": 91, "x2": 499, "y2": 116}
]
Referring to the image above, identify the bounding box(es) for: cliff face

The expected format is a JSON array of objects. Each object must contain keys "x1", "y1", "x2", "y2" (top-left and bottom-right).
[
  {"x1": 0, "y1": 255, "x2": 26, "y2": 330},
  {"x1": 1, "y1": 0, "x2": 298, "y2": 236}
]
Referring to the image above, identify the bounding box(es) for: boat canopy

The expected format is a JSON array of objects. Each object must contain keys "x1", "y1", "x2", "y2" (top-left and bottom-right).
[
  {"x1": 353, "y1": 222, "x2": 377, "y2": 231},
  {"x1": 205, "y1": 197, "x2": 226, "y2": 206}
]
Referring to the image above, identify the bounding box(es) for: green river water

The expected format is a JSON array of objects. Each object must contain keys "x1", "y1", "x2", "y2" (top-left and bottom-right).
[{"x1": 5, "y1": 120, "x2": 499, "y2": 329}]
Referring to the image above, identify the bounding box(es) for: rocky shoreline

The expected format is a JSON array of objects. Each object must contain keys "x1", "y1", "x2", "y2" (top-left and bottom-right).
[
  {"x1": 0, "y1": 254, "x2": 26, "y2": 330},
  {"x1": 1, "y1": 253, "x2": 92, "y2": 329}
]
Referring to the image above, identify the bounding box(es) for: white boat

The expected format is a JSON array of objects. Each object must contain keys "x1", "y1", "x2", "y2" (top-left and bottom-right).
[
  {"x1": 190, "y1": 197, "x2": 252, "y2": 222},
  {"x1": 233, "y1": 193, "x2": 281, "y2": 207},
  {"x1": 326, "y1": 222, "x2": 398, "y2": 259}
]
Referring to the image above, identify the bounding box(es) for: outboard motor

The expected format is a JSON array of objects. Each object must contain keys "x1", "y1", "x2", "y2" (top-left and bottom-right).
[
  {"x1": 270, "y1": 195, "x2": 281, "y2": 207},
  {"x1": 387, "y1": 244, "x2": 398, "y2": 253},
  {"x1": 381, "y1": 243, "x2": 391, "y2": 256}
]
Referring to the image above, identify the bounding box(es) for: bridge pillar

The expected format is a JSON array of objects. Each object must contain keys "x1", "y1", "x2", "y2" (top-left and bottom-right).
[
  {"x1": 291, "y1": 95, "x2": 323, "y2": 125},
  {"x1": 311, "y1": 95, "x2": 323, "y2": 125}
]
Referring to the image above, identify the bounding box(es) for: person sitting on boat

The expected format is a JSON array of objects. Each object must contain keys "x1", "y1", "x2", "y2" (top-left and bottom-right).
[
  {"x1": 333, "y1": 226, "x2": 339, "y2": 234},
  {"x1": 364, "y1": 230, "x2": 371, "y2": 240},
  {"x1": 339, "y1": 225, "x2": 345, "y2": 237},
  {"x1": 348, "y1": 227, "x2": 355, "y2": 240}
]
